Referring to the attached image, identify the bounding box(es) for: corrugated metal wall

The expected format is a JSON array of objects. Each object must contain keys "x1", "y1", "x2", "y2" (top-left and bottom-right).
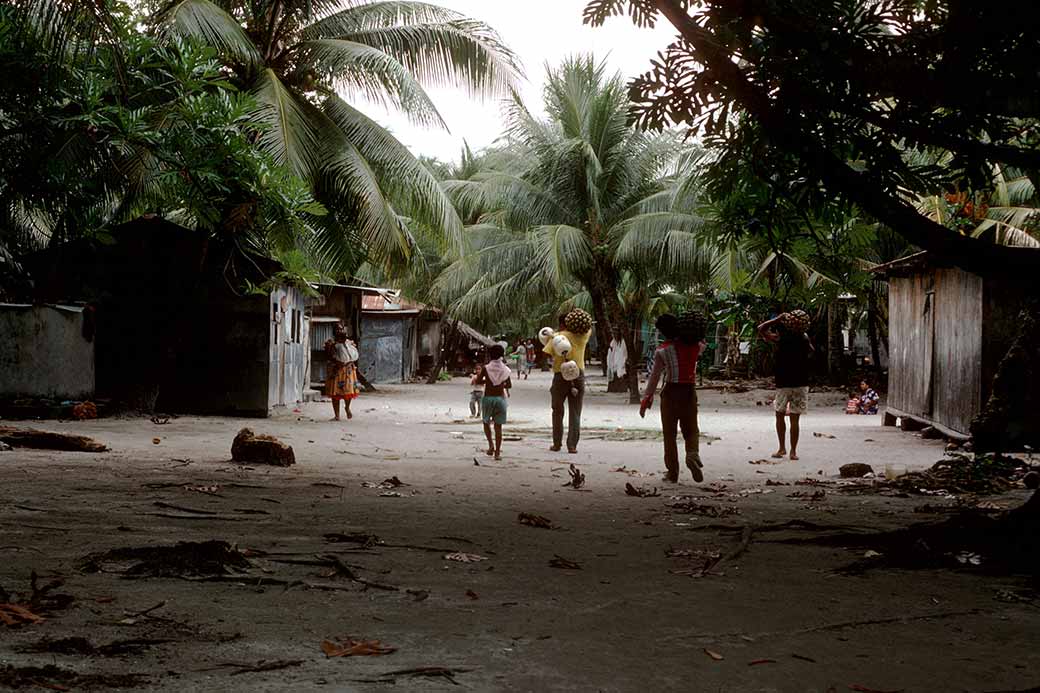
[{"x1": 268, "y1": 286, "x2": 310, "y2": 409}]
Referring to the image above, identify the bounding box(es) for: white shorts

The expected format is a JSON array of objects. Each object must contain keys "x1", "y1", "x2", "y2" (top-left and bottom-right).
[{"x1": 774, "y1": 386, "x2": 809, "y2": 415}]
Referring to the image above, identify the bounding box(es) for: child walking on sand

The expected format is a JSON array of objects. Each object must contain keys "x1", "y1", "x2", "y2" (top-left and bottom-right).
[
  {"x1": 476, "y1": 344, "x2": 512, "y2": 460},
  {"x1": 469, "y1": 365, "x2": 483, "y2": 418},
  {"x1": 640, "y1": 312, "x2": 707, "y2": 483}
]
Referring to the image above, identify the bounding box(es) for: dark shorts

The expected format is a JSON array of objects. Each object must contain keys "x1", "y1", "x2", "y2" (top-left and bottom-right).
[{"x1": 482, "y1": 396, "x2": 508, "y2": 425}]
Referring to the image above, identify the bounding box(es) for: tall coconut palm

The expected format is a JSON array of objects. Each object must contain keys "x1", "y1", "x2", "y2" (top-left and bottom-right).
[
  {"x1": 434, "y1": 56, "x2": 716, "y2": 402},
  {"x1": 149, "y1": 0, "x2": 521, "y2": 271}
]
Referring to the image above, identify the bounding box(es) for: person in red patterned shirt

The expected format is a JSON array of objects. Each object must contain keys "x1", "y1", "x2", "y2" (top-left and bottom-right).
[{"x1": 640, "y1": 314, "x2": 706, "y2": 483}]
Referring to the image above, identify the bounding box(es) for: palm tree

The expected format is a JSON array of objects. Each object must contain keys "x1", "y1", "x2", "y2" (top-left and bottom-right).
[
  {"x1": 434, "y1": 56, "x2": 716, "y2": 402},
  {"x1": 150, "y1": 0, "x2": 521, "y2": 271}
]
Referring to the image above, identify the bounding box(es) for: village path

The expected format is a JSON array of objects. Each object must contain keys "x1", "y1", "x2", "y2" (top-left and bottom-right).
[{"x1": 1, "y1": 371, "x2": 1038, "y2": 692}]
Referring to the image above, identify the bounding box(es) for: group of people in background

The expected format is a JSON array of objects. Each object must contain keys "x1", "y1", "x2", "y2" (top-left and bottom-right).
[{"x1": 334, "y1": 303, "x2": 851, "y2": 484}]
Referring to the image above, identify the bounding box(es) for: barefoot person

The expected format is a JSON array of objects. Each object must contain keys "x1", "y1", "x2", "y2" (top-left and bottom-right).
[
  {"x1": 476, "y1": 344, "x2": 512, "y2": 460},
  {"x1": 640, "y1": 312, "x2": 707, "y2": 483},
  {"x1": 543, "y1": 309, "x2": 593, "y2": 454},
  {"x1": 324, "y1": 327, "x2": 359, "y2": 421},
  {"x1": 757, "y1": 310, "x2": 814, "y2": 460}
]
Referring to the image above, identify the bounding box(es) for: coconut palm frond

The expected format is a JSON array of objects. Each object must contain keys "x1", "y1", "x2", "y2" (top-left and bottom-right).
[
  {"x1": 154, "y1": 0, "x2": 262, "y2": 67},
  {"x1": 534, "y1": 223, "x2": 594, "y2": 289},
  {"x1": 302, "y1": 1, "x2": 464, "y2": 40},
  {"x1": 330, "y1": 17, "x2": 521, "y2": 98},
  {"x1": 322, "y1": 94, "x2": 463, "y2": 255},
  {"x1": 612, "y1": 212, "x2": 714, "y2": 282},
  {"x1": 299, "y1": 38, "x2": 445, "y2": 127},
  {"x1": 250, "y1": 68, "x2": 324, "y2": 179}
]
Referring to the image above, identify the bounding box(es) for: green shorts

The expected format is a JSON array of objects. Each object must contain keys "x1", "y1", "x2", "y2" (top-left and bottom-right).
[{"x1": 481, "y1": 396, "x2": 508, "y2": 425}]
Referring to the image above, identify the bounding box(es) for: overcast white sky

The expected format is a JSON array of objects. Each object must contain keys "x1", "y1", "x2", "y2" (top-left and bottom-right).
[{"x1": 354, "y1": 0, "x2": 677, "y2": 163}]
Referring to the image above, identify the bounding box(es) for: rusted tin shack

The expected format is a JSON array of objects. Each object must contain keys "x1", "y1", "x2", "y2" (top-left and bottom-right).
[{"x1": 873, "y1": 251, "x2": 1030, "y2": 439}]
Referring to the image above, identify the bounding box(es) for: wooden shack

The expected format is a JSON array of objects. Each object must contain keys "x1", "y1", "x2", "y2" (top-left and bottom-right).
[{"x1": 874, "y1": 252, "x2": 1029, "y2": 439}]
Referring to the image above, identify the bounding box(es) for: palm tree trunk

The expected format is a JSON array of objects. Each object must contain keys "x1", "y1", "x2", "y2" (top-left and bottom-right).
[
  {"x1": 426, "y1": 317, "x2": 460, "y2": 384},
  {"x1": 827, "y1": 301, "x2": 846, "y2": 384},
  {"x1": 867, "y1": 286, "x2": 883, "y2": 380},
  {"x1": 586, "y1": 282, "x2": 613, "y2": 378},
  {"x1": 602, "y1": 287, "x2": 641, "y2": 404}
]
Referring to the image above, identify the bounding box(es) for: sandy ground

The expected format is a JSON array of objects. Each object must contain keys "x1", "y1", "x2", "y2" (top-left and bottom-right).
[{"x1": 1, "y1": 370, "x2": 1038, "y2": 692}]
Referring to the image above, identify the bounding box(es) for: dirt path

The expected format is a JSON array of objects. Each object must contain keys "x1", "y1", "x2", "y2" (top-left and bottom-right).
[{"x1": 1, "y1": 372, "x2": 1037, "y2": 692}]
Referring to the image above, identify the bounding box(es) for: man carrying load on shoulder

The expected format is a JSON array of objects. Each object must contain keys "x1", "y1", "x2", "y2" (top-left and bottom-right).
[{"x1": 542, "y1": 309, "x2": 593, "y2": 454}]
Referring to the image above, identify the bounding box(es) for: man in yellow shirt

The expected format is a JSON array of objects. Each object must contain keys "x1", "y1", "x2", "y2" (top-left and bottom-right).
[{"x1": 543, "y1": 310, "x2": 592, "y2": 453}]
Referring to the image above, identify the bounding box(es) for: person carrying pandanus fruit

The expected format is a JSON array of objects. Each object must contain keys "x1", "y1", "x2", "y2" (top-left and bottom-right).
[
  {"x1": 542, "y1": 309, "x2": 593, "y2": 454},
  {"x1": 640, "y1": 311, "x2": 708, "y2": 483}
]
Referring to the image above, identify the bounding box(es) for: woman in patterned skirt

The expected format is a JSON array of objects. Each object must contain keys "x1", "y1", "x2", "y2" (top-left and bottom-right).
[{"x1": 325, "y1": 327, "x2": 359, "y2": 420}]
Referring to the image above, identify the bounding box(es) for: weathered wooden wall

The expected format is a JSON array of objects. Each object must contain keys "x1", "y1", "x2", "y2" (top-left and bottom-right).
[
  {"x1": 931, "y1": 268, "x2": 983, "y2": 434},
  {"x1": 887, "y1": 274, "x2": 935, "y2": 420}
]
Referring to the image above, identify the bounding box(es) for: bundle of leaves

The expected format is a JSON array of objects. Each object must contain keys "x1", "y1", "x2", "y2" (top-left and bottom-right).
[
  {"x1": 81, "y1": 541, "x2": 253, "y2": 578},
  {"x1": 891, "y1": 454, "x2": 1031, "y2": 496}
]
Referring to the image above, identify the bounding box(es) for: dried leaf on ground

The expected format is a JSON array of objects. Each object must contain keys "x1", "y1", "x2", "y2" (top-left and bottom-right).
[
  {"x1": 787, "y1": 490, "x2": 827, "y2": 501},
  {"x1": 704, "y1": 648, "x2": 724, "y2": 661},
  {"x1": 0, "y1": 603, "x2": 45, "y2": 626},
  {"x1": 611, "y1": 466, "x2": 641, "y2": 476},
  {"x1": 379, "y1": 476, "x2": 406, "y2": 489},
  {"x1": 443, "y1": 552, "x2": 487, "y2": 563},
  {"x1": 183, "y1": 485, "x2": 222, "y2": 496},
  {"x1": 81, "y1": 541, "x2": 252, "y2": 578},
  {"x1": 518, "y1": 513, "x2": 554, "y2": 529},
  {"x1": 665, "y1": 500, "x2": 741, "y2": 518},
  {"x1": 748, "y1": 459, "x2": 782, "y2": 465},
  {"x1": 465, "y1": 590, "x2": 479, "y2": 600},
  {"x1": 370, "y1": 667, "x2": 470, "y2": 685},
  {"x1": 666, "y1": 547, "x2": 721, "y2": 561},
  {"x1": 748, "y1": 659, "x2": 776, "y2": 665},
  {"x1": 548, "y1": 555, "x2": 581, "y2": 570},
  {"x1": 765, "y1": 480, "x2": 790, "y2": 486},
  {"x1": 625, "y1": 483, "x2": 660, "y2": 498},
  {"x1": 813, "y1": 432, "x2": 837, "y2": 439},
  {"x1": 226, "y1": 660, "x2": 305, "y2": 676},
  {"x1": 323, "y1": 532, "x2": 382, "y2": 547},
  {"x1": 321, "y1": 637, "x2": 397, "y2": 657},
  {"x1": 563, "y1": 464, "x2": 585, "y2": 489}
]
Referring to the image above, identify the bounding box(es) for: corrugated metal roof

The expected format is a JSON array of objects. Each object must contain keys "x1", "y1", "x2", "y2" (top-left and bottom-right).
[
  {"x1": 313, "y1": 282, "x2": 384, "y2": 294},
  {"x1": 869, "y1": 251, "x2": 933, "y2": 276}
]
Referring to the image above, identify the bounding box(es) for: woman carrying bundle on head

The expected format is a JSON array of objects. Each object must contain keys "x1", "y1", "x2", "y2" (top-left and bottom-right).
[
  {"x1": 640, "y1": 311, "x2": 708, "y2": 483},
  {"x1": 324, "y1": 326, "x2": 360, "y2": 421}
]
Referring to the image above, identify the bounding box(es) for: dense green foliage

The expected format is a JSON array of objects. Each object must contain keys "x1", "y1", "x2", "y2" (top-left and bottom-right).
[{"x1": 583, "y1": 0, "x2": 1040, "y2": 275}]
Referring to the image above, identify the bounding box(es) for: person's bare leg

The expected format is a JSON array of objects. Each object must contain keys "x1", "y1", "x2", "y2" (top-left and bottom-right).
[
  {"x1": 494, "y1": 423, "x2": 503, "y2": 460},
  {"x1": 789, "y1": 414, "x2": 801, "y2": 460},
  {"x1": 773, "y1": 413, "x2": 787, "y2": 457},
  {"x1": 345, "y1": 398, "x2": 352, "y2": 419},
  {"x1": 483, "y1": 422, "x2": 494, "y2": 456},
  {"x1": 332, "y1": 398, "x2": 341, "y2": 421}
]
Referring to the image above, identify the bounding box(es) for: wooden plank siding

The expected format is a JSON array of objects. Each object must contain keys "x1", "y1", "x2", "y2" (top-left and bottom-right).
[
  {"x1": 887, "y1": 274, "x2": 935, "y2": 420},
  {"x1": 931, "y1": 268, "x2": 983, "y2": 434}
]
